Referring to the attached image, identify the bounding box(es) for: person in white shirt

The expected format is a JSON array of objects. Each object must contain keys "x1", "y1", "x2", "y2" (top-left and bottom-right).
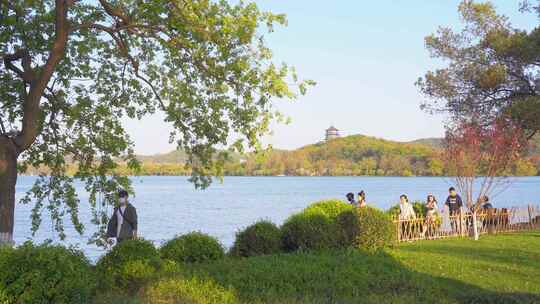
[
  {"x1": 399, "y1": 194, "x2": 416, "y2": 220},
  {"x1": 399, "y1": 194, "x2": 416, "y2": 240}
]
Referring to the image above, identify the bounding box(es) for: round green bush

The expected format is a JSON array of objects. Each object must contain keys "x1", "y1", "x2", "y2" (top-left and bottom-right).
[
  {"x1": 160, "y1": 232, "x2": 225, "y2": 264},
  {"x1": 303, "y1": 199, "x2": 353, "y2": 221},
  {"x1": 141, "y1": 277, "x2": 238, "y2": 304},
  {"x1": 338, "y1": 207, "x2": 396, "y2": 251},
  {"x1": 0, "y1": 242, "x2": 95, "y2": 304},
  {"x1": 336, "y1": 209, "x2": 361, "y2": 247},
  {"x1": 281, "y1": 213, "x2": 339, "y2": 251},
  {"x1": 96, "y1": 238, "x2": 161, "y2": 294},
  {"x1": 230, "y1": 220, "x2": 282, "y2": 257}
]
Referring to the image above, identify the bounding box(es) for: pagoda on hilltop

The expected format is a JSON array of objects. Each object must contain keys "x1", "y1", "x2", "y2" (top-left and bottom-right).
[{"x1": 325, "y1": 126, "x2": 340, "y2": 141}]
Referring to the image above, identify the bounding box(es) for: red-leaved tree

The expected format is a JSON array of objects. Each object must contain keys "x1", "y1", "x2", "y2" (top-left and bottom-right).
[{"x1": 444, "y1": 117, "x2": 527, "y2": 240}]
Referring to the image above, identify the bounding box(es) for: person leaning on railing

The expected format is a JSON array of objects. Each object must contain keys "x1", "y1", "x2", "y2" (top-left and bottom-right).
[
  {"x1": 399, "y1": 194, "x2": 416, "y2": 240},
  {"x1": 423, "y1": 194, "x2": 440, "y2": 238}
]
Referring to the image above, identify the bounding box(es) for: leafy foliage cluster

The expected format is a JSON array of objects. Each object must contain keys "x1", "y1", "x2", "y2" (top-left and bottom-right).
[
  {"x1": 281, "y1": 212, "x2": 340, "y2": 251},
  {"x1": 338, "y1": 207, "x2": 396, "y2": 251},
  {"x1": 417, "y1": 1, "x2": 539, "y2": 138},
  {"x1": 96, "y1": 238, "x2": 161, "y2": 294},
  {"x1": 230, "y1": 220, "x2": 282, "y2": 257},
  {"x1": 0, "y1": 242, "x2": 95, "y2": 304},
  {"x1": 160, "y1": 232, "x2": 225, "y2": 264}
]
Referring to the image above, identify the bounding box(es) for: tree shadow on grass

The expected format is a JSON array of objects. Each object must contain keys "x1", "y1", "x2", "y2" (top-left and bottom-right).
[{"x1": 180, "y1": 249, "x2": 540, "y2": 304}]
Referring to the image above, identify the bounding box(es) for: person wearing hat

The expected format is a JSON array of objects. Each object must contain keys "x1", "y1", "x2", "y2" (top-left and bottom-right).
[{"x1": 107, "y1": 189, "x2": 138, "y2": 244}]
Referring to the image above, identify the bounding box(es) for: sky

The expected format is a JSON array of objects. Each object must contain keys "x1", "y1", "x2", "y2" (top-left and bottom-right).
[{"x1": 125, "y1": 1, "x2": 538, "y2": 155}]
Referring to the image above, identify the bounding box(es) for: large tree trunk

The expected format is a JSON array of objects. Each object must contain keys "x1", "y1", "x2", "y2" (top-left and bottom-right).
[{"x1": 0, "y1": 137, "x2": 18, "y2": 245}]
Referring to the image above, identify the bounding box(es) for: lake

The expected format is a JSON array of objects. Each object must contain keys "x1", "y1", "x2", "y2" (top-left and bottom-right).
[{"x1": 12, "y1": 176, "x2": 540, "y2": 261}]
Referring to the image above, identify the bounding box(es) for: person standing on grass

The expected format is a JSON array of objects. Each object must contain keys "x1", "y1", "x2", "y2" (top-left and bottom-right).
[
  {"x1": 423, "y1": 194, "x2": 439, "y2": 238},
  {"x1": 357, "y1": 191, "x2": 367, "y2": 208},
  {"x1": 107, "y1": 189, "x2": 138, "y2": 244},
  {"x1": 445, "y1": 187, "x2": 463, "y2": 214},
  {"x1": 445, "y1": 187, "x2": 463, "y2": 234},
  {"x1": 346, "y1": 192, "x2": 358, "y2": 207},
  {"x1": 399, "y1": 194, "x2": 416, "y2": 240}
]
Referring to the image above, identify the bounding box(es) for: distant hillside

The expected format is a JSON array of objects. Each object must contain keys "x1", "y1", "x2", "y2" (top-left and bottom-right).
[
  {"x1": 137, "y1": 150, "x2": 190, "y2": 163},
  {"x1": 225, "y1": 134, "x2": 444, "y2": 176},
  {"x1": 22, "y1": 134, "x2": 538, "y2": 177},
  {"x1": 408, "y1": 135, "x2": 540, "y2": 155},
  {"x1": 407, "y1": 138, "x2": 444, "y2": 148},
  {"x1": 129, "y1": 133, "x2": 539, "y2": 177},
  {"x1": 136, "y1": 149, "x2": 242, "y2": 163}
]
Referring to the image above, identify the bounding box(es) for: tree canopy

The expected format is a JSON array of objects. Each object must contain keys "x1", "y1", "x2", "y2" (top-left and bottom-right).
[
  {"x1": 416, "y1": 0, "x2": 540, "y2": 137},
  {"x1": 0, "y1": 0, "x2": 311, "y2": 244}
]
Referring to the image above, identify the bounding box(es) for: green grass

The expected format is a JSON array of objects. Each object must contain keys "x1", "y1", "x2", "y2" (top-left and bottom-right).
[{"x1": 97, "y1": 231, "x2": 540, "y2": 304}]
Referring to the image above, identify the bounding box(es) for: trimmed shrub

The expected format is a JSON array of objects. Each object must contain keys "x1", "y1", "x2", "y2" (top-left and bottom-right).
[
  {"x1": 230, "y1": 220, "x2": 282, "y2": 257},
  {"x1": 140, "y1": 277, "x2": 238, "y2": 304},
  {"x1": 338, "y1": 207, "x2": 396, "y2": 251},
  {"x1": 96, "y1": 238, "x2": 161, "y2": 294},
  {"x1": 303, "y1": 199, "x2": 353, "y2": 221},
  {"x1": 160, "y1": 232, "x2": 225, "y2": 264},
  {"x1": 0, "y1": 242, "x2": 95, "y2": 304},
  {"x1": 336, "y1": 209, "x2": 362, "y2": 247},
  {"x1": 281, "y1": 213, "x2": 339, "y2": 251}
]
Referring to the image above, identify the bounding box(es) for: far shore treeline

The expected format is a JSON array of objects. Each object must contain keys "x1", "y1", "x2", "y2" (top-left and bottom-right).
[{"x1": 24, "y1": 134, "x2": 540, "y2": 177}]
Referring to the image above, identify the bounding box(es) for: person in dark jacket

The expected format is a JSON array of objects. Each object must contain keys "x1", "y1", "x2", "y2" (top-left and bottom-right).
[
  {"x1": 107, "y1": 190, "x2": 138, "y2": 244},
  {"x1": 445, "y1": 187, "x2": 463, "y2": 215},
  {"x1": 445, "y1": 187, "x2": 463, "y2": 234}
]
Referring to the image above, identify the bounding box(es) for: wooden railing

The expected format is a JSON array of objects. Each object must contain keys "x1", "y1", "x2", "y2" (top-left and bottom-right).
[{"x1": 392, "y1": 204, "x2": 540, "y2": 242}]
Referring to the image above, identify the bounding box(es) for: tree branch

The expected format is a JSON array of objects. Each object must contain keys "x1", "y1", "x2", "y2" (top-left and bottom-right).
[
  {"x1": 3, "y1": 49, "x2": 34, "y2": 83},
  {"x1": 97, "y1": 0, "x2": 130, "y2": 25},
  {"x1": 85, "y1": 23, "x2": 166, "y2": 109},
  {"x1": 14, "y1": 0, "x2": 70, "y2": 152},
  {"x1": 0, "y1": 116, "x2": 6, "y2": 135}
]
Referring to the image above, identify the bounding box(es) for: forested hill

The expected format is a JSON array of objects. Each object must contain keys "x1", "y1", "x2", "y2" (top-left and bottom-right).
[
  {"x1": 225, "y1": 134, "x2": 444, "y2": 176},
  {"x1": 124, "y1": 134, "x2": 539, "y2": 176}
]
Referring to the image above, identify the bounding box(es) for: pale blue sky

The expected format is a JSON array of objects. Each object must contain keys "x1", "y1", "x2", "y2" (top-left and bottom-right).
[{"x1": 125, "y1": 1, "x2": 537, "y2": 155}]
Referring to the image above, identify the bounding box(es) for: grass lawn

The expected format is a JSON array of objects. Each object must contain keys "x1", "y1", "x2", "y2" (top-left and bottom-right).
[{"x1": 101, "y1": 231, "x2": 540, "y2": 304}]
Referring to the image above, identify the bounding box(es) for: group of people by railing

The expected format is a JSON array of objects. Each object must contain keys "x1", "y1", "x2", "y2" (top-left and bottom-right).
[{"x1": 345, "y1": 187, "x2": 540, "y2": 242}]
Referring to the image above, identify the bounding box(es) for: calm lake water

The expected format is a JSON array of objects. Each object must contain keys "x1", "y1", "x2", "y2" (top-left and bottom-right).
[{"x1": 13, "y1": 176, "x2": 540, "y2": 261}]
